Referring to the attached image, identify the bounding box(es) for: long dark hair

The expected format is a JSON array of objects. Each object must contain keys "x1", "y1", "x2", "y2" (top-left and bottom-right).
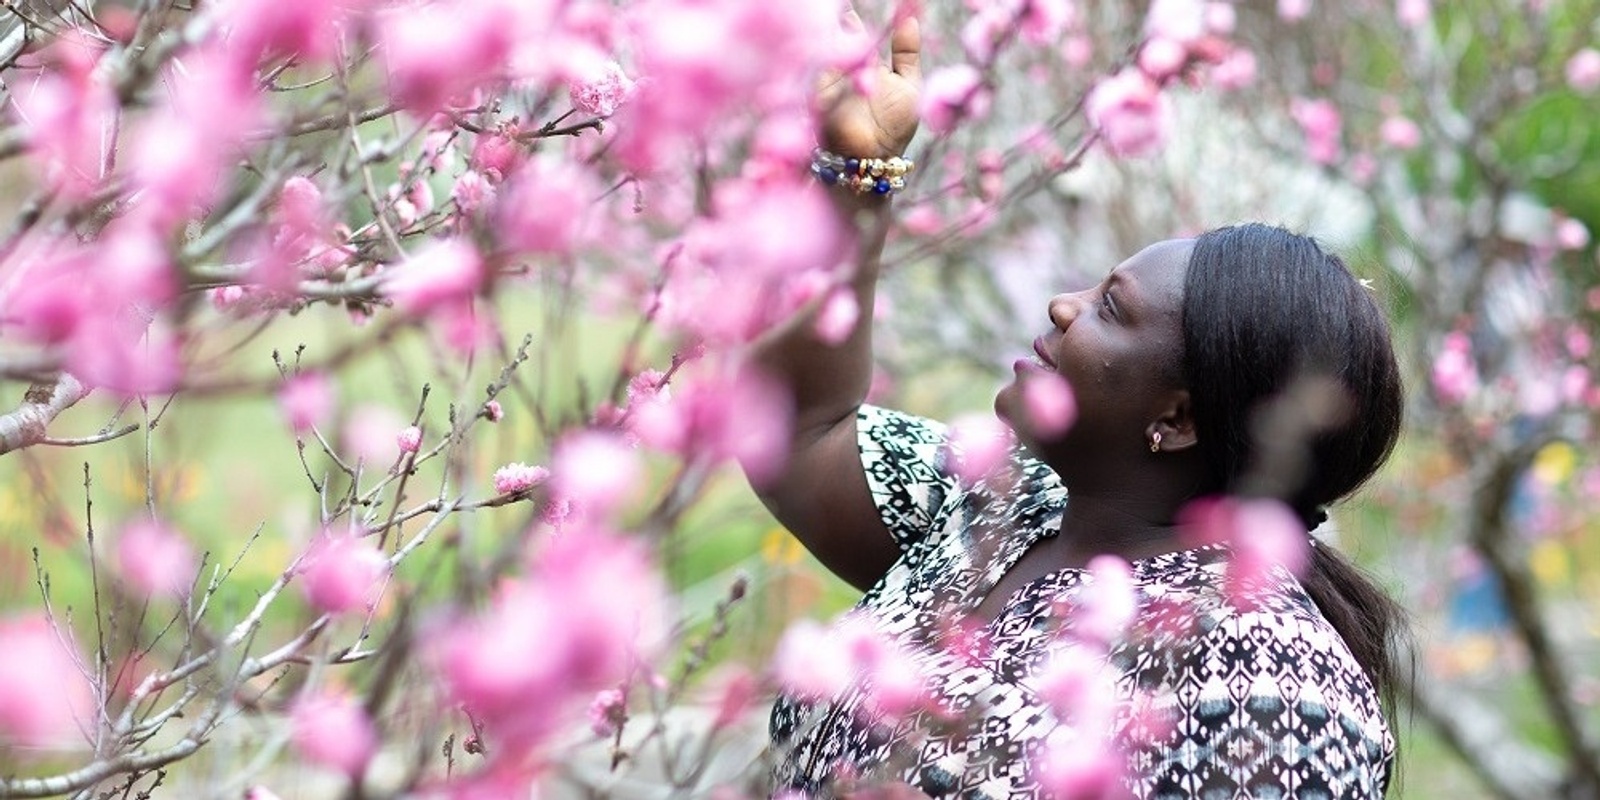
[{"x1": 1181, "y1": 223, "x2": 1406, "y2": 712}]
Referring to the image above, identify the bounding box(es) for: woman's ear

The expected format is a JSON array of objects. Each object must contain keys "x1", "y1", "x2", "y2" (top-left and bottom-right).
[{"x1": 1147, "y1": 390, "x2": 1198, "y2": 452}]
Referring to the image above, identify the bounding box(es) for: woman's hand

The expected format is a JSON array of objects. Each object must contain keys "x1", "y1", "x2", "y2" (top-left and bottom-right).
[{"x1": 817, "y1": 10, "x2": 921, "y2": 160}]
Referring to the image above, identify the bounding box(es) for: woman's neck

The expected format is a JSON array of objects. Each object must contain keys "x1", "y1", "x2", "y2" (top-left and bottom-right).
[{"x1": 1052, "y1": 492, "x2": 1191, "y2": 566}]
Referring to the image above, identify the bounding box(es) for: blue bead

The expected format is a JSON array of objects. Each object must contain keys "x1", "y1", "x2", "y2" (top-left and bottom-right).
[
  {"x1": 819, "y1": 167, "x2": 840, "y2": 185},
  {"x1": 844, "y1": 158, "x2": 860, "y2": 175},
  {"x1": 873, "y1": 178, "x2": 891, "y2": 194}
]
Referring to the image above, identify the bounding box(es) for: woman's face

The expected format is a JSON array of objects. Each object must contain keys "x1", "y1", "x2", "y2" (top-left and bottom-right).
[{"x1": 995, "y1": 238, "x2": 1193, "y2": 462}]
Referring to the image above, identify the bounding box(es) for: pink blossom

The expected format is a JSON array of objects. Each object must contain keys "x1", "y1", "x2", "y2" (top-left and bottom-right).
[
  {"x1": 290, "y1": 691, "x2": 377, "y2": 775},
  {"x1": 484, "y1": 399, "x2": 505, "y2": 422},
  {"x1": 1431, "y1": 331, "x2": 1478, "y2": 404},
  {"x1": 629, "y1": 367, "x2": 792, "y2": 486},
  {"x1": 384, "y1": 238, "x2": 484, "y2": 314},
  {"x1": 550, "y1": 430, "x2": 643, "y2": 517},
  {"x1": 1379, "y1": 115, "x2": 1421, "y2": 150},
  {"x1": 469, "y1": 127, "x2": 525, "y2": 182},
  {"x1": 67, "y1": 317, "x2": 181, "y2": 397},
  {"x1": 625, "y1": 369, "x2": 670, "y2": 408},
  {"x1": 342, "y1": 405, "x2": 407, "y2": 466},
  {"x1": 1036, "y1": 724, "x2": 1124, "y2": 798},
  {"x1": 1210, "y1": 48, "x2": 1257, "y2": 90},
  {"x1": 709, "y1": 666, "x2": 758, "y2": 729},
  {"x1": 211, "y1": 286, "x2": 248, "y2": 312},
  {"x1": 380, "y1": 2, "x2": 517, "y2": 114},
  {"x1": 587, "y1": 688, "x2": 626, "y2": 737},
  {"x1": 299, "y1": 533, "x2": 386, "y2": 615},
  {"x1": 1139, "y1": 37, "x2": 1189, "y2": 80},
  {"x1": 12, "y1": 45, "x2": 118, "y2": 198},
  {"x1": 117, "y1": 519, "x2": 196, "y2": 598},
  {"x1": 1396, "y1": 0, "x2": 1431, "y2": 28},
  {"x1": 1020, "y1": 0, "x2": 1076, "y2": 44},
  {"x1": 244, "y1": 787, "x2": 283, "y2": 800},
  {"x1": 1566, "y1": 48, "x2": 1600, "y2": 93},
  {"x1": 1556, "y1": 218, "x2": 1591, "y2": 250},
  {"x1": 220, "y1": 0, "x2": 349, "y2": 63},
  {"x1": 431, "y1": 531, "x2": 667, "y2": 752},
  {"x1": 569, "y1": 60, "x2": 636, "y2": 117},
  {"x1": 960, "y1": 5, "x2": 1011, "y2": 64},
  {"x1": 1078, "y1": 555, "x2": 1137, "y2": 642},
  {"x1": 1203, "y1": 2, "x2": 1237, "y2": 34},
  {"x1": 1290, "y1": 97, "x2": 1343, "y2": 164},
  {"x1": 813, "y1": 288, "x2": 860, "y2": 345},
  {"x1": 0, "y1": 615, "x2": 94, "y2": 751},
  {"x1": 1062, "y1": 35, "x2": 1094, "y2": 68},
  {"x1": 1086, "y1": 69, "x2": 1171, "y2": 157},
  {"x1": 1144, "y1": 0, "x2": 1206, "y2": 43},
  {"x1": 396, "y1": 425, "x2": 423, "y2": 454},
  {"x1": 1022, "y1": 372, "x2": 1077, "y2": 437},
  {"x1": 946, "y1": 413, "x2": 1014, "y2": 483},
  {"x1": 1185, "y1": 497, "x2": 1309, "y2": 603},
  {"x1": 451, "y1": 171, "x2": 497, "y2": 216},
  {"x1": 279, "y1": 372, "x2": 335, "y2": 434},
  {"x1": 1277, "y1": 0, "x2": 1312, "y2": 21},
  {"x1": 493, "y1": 462, "x2": 551, "y2": 495},
  {"x1": 494, "y1": 160, "x2": 597, "y2": 257},
  {"x1": 920, "y1": 65, "x2": 991, "y2": 135}
]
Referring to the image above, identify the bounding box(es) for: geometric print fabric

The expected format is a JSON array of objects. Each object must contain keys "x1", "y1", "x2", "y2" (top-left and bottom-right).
[{"x1": 770, "y1": 406, "x2": 1394, "y2": 798}]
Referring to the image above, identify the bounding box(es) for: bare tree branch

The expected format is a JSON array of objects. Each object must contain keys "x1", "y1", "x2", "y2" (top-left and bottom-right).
[{"x1": 0, "y1": 374, "x2": 90, "y2": 457}]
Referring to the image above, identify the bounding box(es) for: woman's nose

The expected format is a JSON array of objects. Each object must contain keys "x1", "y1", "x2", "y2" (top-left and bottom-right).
[{"x1": 1048, "y1": 292, "x2": 1088, "y2": 330}]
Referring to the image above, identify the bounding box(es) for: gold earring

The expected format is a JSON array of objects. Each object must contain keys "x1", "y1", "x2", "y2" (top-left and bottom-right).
[{"x1": 1149, "y1": 431, "x2": 1162, "y2": 453}]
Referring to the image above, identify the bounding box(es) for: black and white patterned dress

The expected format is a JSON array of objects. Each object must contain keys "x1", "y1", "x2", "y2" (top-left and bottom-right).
[{"x1": 770, "y1": 406, "x2": 1394, "y2": 798}]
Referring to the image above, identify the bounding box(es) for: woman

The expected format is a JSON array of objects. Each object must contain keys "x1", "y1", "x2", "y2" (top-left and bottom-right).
[{"x1": 753, "y1": 14, "x2": 1404, "y2": 800}]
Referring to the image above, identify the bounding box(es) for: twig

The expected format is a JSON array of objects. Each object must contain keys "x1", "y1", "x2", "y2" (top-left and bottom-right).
[{"x1": 0, "y1": 374, "x2": 91, "y2": 457}]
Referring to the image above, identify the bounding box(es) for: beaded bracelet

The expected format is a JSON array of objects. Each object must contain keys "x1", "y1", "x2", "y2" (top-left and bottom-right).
[{"x1": 810, "y1": 148, "x2": 915, "y2": 196}]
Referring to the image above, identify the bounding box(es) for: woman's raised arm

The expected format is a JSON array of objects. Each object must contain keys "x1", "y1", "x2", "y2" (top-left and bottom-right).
[{"x1": 748, "y1": 12, "x2": 921, "y2": 591}]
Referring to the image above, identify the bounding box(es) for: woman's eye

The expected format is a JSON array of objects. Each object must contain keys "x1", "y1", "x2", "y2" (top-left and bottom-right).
[{"x1": 1100, "y1": 292, "x2": 1116, "y2": 318}]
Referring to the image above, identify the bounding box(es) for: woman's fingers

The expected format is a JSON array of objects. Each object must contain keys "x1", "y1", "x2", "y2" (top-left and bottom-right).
[{"x1": 889, "y1": 14, "x2": 921, "y2": 83}]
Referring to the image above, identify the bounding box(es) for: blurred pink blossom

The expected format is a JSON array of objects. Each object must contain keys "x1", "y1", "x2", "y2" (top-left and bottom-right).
[
  {"x1": 1277, "y1": 0, "x2": 1312, "y2": 21},
  {"x1": 385, "y1": 238, "x2": 484, "y2": 314},
  {"x1": 290, "y1": 691, "x2": 377, "y2": 774},
  {"x1": 244, "y1": 787, "x2": 283, "y2": 800},
  {"x1": 1396, "y1": 0, "x2": 1431, "y2": 28},
  {"x1": 0, "y1": 615, "x2": 94, "y2": 751},
  {"x1": 1185, "y1": 497, "x2": 1309, "y2": 604},
  {"x1": 220, "y1": 0, "x2": 351, "y2": 63},
  {"x1": 1020, "y1": 0, "x2": 1076, "y2": 44},
  {"x1": 117, "y1": 519, "x2": 196, "y2": 598},
  {"x1": 432, "y1": 531, "x2": 667, "y2": 753},
  {"x1": 12, "y1": 43, "x2": 117, "y2": 198},
  {"x1": 299, "y1": 533, "x2": 386, "y2": 615},
  {"x1": 397, "y1": 425, "x2": 423, "y2": 454},
  {"x1": 1145, "y1": 0, "x2": 1206, "y2": 42},
  {"x1": 1022, "y1": 372, "x2": 1077, "y2": 437},
  {"x1": 380, "y1": 1, "x2": 517, "y2": 113},
  {"x1": 1431, "y1": 331, "x2": 1479, "y2": 404},
  {"x1": 1203, "y1": 2, "x2": 1237, "y2": 34},
  {"x1": 342, "y1": 405, "x2": 407, "y2": 466},
  {"x1": 484, "y1": 399, "x2": 505, "y2": 422},
  {"x1": 494, "y1": 160, "x2": 597, "y2": 256},
  {"x1": 813, "y1": 288, "x2": 860, "y2": 346},
  {"x1": 1209, "y1": 48, "x2": 1257, "y2": 90},
  {"x1": 469, "y1": 127, "x2": 525, "y2": 182},
  {"x1": 493, "y1": 462, "x2": 551, "y2": 495},
  {"x1": 920, "y1": 65, "x2": 991, "y2": 135},
  {"x1": 569, "y1": 60, "x2": 636, "y2": 116},
  {"x1": 1290, "y1": 97, "x2": 1342, "y2": 164},
  {"x1": 775, "y1": 612, "x2": 926, "y2": 714},
  {"x1": 550, "y1": 430, "x2": 642, "y2": 516},
  {"x1": 1555, "y1": 218, "x2": 1591, "y2": 250},
  {"x1": 946, "y1": 413, "x2": 1014, "y2": 483},
  {"x1": 1379, "y1": 115, "x2": 1421, "y2": 150},
  {"x1": 1062, "y1": 35, "x2": 1094, "y2": 68},
  {"x1": 1079, "y1": 555, "x2": 1137, "y2": 642},
  {"x1": 1086, "y1": 69, "x2": 1171, "y2": 157},
  {"x1": 1138, "y1": 37, "x2": 1189, "y2": 80},
  {"x1": 629, "y1": 367, "x2": 792, "y2": 486},
  {"x1": 709, "y1": 666, "x2": 758, "y2": 729},
  {"x1": 1566, "y1": 48, "x2": 1600, "y2": 93},
  {"x1": 279, "y1": 372, "x2": 335, "y2": 434}
]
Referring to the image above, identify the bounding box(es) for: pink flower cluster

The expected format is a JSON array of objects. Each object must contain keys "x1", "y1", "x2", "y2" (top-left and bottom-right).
[
  {"x1": 290, "y1": 690, "x2": 378, "y2": 775},
  {"x1": 430, "y1": 531, "x2": 667, "y2": 762},
  {"x1": 629, "y1": 366, "x2": 792, "y2": 486},
  {"x1": 117, "y1": 518, "x2": 197, "y2": 598},
  {"x1": 493, "y1": 462, "x2": 551, "y2": 495},
  {"x1": 298, "y1": 533, "x2": 387, "y2": 616},
  {"x1": 1183, "y1": 497, "x2": 1309, "y2": 606},
  {"x1": 569, "y1": 61, "x2": 636, "y2": 117},
  {"x1": 1290, "y1": 97, "x2": 1344, "y2": 165},
  {"x1": 1431, "y1": 330, "x2": 1480, "y2": 406},
  {"x1": 773, "y1": 614, "x2": 930, "y2": 720}
]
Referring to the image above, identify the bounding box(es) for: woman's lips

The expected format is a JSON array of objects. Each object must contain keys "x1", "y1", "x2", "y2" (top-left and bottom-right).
[{"x1": 1032, "y1": 336, "x2": 1056, "y2": 368}]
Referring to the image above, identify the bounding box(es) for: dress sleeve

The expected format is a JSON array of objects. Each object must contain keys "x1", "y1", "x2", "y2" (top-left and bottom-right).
[
  {"x1": 1123, "y1": 609, "x2": 1395, "y2": 799},
  {"x1": 856, "y1": 404, "x2": 959, "y2": 553}
]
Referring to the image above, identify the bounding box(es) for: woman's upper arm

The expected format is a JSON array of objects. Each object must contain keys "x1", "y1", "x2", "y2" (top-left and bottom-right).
[{"x1": 755, "y1": 405, "x2": 957, "y2": 592}]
